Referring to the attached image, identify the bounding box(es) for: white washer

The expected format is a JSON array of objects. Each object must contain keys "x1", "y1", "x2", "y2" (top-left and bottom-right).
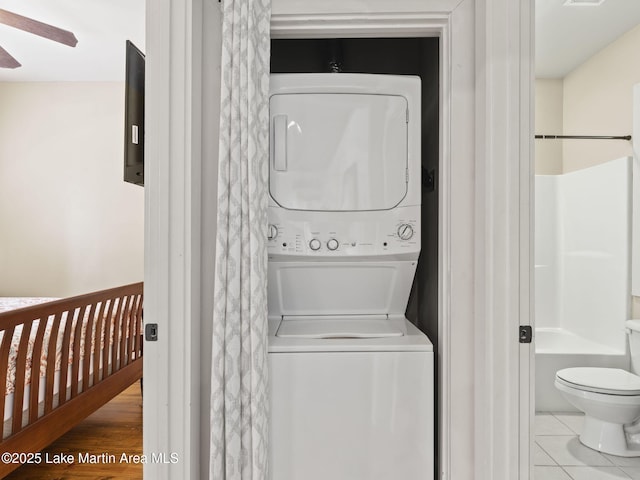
[{"x1": 267, "y1": 73, "x2": 433, "y2": 480}]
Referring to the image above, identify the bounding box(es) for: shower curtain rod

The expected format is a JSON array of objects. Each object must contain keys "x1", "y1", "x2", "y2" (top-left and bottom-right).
[{"x1": 535, "y1": 134, "x2": 632, "y2": 141}]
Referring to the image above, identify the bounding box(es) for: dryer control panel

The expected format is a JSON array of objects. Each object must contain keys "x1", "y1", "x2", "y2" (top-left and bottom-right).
[{"x1": 267, "y1": 206, "x2": 420, "y2": 257}]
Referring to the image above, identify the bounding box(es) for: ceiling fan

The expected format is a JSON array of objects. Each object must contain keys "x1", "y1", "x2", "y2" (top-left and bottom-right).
[{"x1": 0, "y1": 8, "x2": 77, "y2": 69}]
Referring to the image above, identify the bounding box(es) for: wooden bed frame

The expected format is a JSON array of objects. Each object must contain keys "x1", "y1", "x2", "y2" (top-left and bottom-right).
[{"x1": 0, "y1": 282, "x2": 143, "y2": 478}]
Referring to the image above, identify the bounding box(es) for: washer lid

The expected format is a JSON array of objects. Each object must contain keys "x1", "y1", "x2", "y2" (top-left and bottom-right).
[
  {"x1": 556, "y1": 367, "x2": 640, "y2": 395},
  {"x1": 276, "y1": 315, "x2": 404, "y2": 339},
  {"x1": 269, "y1": 316, "x2": 433, "y2": 353}
]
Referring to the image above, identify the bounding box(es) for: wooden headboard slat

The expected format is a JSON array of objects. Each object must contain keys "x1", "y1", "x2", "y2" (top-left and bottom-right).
[
  {"x1": 81, "y1": 302, "x2": 97, "y2": 392},
  {"x1": 43, "y1": 312, "x2": 62, "y2": 415},
  {"x1": 0, "y1": 325, "x2": 16, "y2": 435},
  {"x1": 102, "y1": 299, "x2": 117, "y2": 381},
  {"x1": 72, "y1": 303, "x2": 90, "y2": 398},
  {"x1": 93, "y1": 299, "x2": 107, "y2": 387},
  {"x1": 112, "y1": 294, "x2": 126, "y2": 374},
  {"x1": 29, "y1": 317, "x2": 48, "y2": 423},
  {"x1": 11, "y1": 321, "x2": 33, "y2": 434},
  {"x1": 58, "y1": 308, "x2": 75, "y2": 405}
]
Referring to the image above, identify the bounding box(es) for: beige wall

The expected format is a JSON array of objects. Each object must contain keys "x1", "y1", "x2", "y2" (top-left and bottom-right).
[
  {"x1": 535, "y1": 79, "x2": 564, "y2": 174},
  {"x1": 0, "y1": 82, "x2": 144, "y2": 297},
  {"x1": 536, "y1": 26, "x2": 640, "y2": 317},
  {"x1": 562, "y1": 23, "x2": 640, "y2": 173}
]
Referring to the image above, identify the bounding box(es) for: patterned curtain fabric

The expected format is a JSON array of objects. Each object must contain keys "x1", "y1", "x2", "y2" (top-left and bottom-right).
[{"x1": 210, "y1": 0, "x2": 271, "y2": 478}]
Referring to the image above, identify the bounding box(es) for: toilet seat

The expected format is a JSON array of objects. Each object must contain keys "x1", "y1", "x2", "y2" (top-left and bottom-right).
[{"x1": 556, "y1": 367, "x2": 640, "y2": 396}]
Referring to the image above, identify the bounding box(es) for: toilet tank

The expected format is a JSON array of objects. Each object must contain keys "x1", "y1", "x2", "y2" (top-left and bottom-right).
[{"x1": 627, "y1": 320, "x2": 640, "y2": 374}]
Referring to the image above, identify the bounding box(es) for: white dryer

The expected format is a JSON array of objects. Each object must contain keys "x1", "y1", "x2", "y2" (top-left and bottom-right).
[{"x1": 267, "y1": 73, "x2": 433, "y2": 480}]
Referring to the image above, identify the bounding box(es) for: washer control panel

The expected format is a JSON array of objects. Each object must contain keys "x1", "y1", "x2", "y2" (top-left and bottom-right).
[{"x1": 267, "y1": 207, "x2": 420, "y2": 256}]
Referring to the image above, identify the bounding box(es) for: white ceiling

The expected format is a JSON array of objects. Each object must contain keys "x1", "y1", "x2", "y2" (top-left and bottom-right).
[
  {"x1": 536, "y1": 0, "x2": 640, "y2": 78},
  {"x1": 0, "y1": 0, "x2": 144, "y2": 82},
  {"x1": 0, "y1": 0, "x2": 638, "y2": 81}
]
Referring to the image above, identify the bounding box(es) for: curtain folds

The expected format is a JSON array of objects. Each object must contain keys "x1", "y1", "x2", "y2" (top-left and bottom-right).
[{"x1": 210, "y1": 0, "x2": 271, "y2": 478}]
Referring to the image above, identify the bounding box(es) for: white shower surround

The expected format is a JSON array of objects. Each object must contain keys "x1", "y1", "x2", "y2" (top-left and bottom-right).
[{"x1": 535, "y1": 157, "x2": 632, "y2": 411}]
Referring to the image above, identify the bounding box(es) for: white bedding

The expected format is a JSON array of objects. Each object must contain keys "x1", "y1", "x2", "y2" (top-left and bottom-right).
[{"x1": 0, "y1": 297, "x2": 58, "y2": 314}]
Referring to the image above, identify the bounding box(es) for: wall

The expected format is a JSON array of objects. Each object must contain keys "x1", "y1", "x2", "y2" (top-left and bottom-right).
[
  {"x1": 534, "y1": 176, "x2": 559, "y2": 328},
  {"x1": 536, "y1": 23, "x2": 640, "y2": 319},
  {"x1": 0, "y1": 82, "x2": 144, "y2": 297},
  {"x1": 535, "y1": 79, "x2": 563, "y2": 174},
  {"x1": 535, "y1": 158, "x2": 631, "y2": 350},
  {"x1": 562, "y1": 23, "x2": 640, "y2": 173},
  {"x1": 632, "y1": 86, "x2": 640, "y2": 314},
  {"x1": 558, "y1": 158, "x2": 631, "y2": 348}
]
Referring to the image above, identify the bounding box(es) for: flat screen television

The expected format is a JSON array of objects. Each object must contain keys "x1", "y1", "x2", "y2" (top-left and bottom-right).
[{"x1": 124, "y1": 40, "x2": 145, "y2": 186}]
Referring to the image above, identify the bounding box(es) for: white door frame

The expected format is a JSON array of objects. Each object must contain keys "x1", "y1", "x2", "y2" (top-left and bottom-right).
[
  {"x1": 143, "y1": 0, "x2": 534, "y2": 478},
  {"x1": 474, "y1": 1, "x2": 535, "y2": 478},
  {"x1": 143, "y1": 0, "x2": 211, "y2": 478}
]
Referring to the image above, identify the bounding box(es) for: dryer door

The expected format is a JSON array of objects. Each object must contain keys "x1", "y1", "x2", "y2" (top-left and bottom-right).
[{"x1": 269, "y1": 93, "x2": 408, "y2": 211}]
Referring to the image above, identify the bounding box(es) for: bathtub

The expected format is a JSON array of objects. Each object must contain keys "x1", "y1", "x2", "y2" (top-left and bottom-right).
[{"x1": 535, "y1": 328, "x2": 628, "y2": 412}]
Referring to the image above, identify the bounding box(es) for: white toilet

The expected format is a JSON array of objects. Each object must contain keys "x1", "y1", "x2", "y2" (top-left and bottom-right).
[{"x1": 555, "y1": 320, "x2": 640, "y2": 457}]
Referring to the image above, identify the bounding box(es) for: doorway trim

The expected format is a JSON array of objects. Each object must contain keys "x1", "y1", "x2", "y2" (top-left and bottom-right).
[
  {"x1": 270, "y1": 9, "x2": 459, "y2": 479},
  {"x1": 143, "y1": 0, "x2": 533, "y2": 478},
  {"x1": 269, "y1": 0, "x2": 534, "y2": 478}
]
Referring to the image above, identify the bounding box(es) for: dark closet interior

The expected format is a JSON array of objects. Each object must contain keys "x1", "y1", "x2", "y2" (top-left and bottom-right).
[{"x1": 270, "y1": 36, "x2": 441, "y2": 476}]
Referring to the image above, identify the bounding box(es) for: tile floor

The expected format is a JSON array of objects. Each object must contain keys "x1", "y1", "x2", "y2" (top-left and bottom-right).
[{"x1": 535, "y1": 412, "x2": 640, "y2": 479}]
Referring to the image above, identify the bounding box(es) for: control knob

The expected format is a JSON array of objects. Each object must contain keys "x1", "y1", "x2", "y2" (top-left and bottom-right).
[
  {"x1": 309, "y1": 238, "x2": 321, "y2": 251},
  {"x1": 267, "y1": 224, "x2": 278, "y2": 241},
  {"x1": 397, "y1": 224, "x2": 414, "y2": 241},
  {"x1": 327, "y1": 238, "x2": 339, "y2": 251}
]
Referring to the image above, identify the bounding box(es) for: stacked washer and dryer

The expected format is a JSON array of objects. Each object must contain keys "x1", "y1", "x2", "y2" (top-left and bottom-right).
[{"x1": 266, "y1": 73, "x2": 433, "y2": 480}]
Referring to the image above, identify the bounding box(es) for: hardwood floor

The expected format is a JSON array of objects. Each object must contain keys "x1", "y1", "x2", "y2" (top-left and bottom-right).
[{"x1": 5, "y1": 383, "x2": 142, "y2": 480}]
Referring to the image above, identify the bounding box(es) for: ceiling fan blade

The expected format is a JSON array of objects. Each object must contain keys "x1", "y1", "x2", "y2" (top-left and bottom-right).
[
  {"x1": 0, "y1": 45, "x2": 20, "y2": 68},
  {"x1": 0, "y1": 8, "x2": 77, "y2": 47}
]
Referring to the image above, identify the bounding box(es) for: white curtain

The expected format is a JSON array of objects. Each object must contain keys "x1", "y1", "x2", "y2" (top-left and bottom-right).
[{"x1": 210, "y1": 0, "x2": 271, "y2": 478}]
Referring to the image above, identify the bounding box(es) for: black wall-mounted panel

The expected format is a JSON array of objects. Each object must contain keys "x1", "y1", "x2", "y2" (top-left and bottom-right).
[{"x1": 124, "y1": 40, "x2": 145, "y2": 187}]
